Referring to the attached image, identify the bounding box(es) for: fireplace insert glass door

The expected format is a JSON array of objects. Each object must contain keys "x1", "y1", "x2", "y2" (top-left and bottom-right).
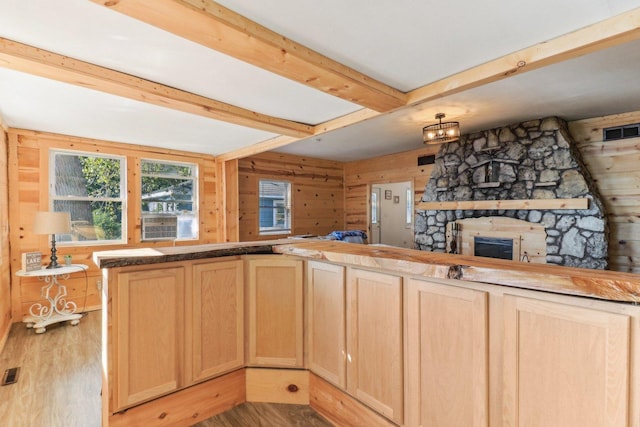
[{"x1": 474, "y1": 236, "x2": 515, "y2": 260}]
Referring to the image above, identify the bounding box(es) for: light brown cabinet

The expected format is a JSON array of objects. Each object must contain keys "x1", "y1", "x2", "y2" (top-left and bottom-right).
[
  {"x1": 112, "y1": 265, "x2": 185, "y2": 410},
  {"x1": 346, "y1": 268, "x2": 404, "y2": 425},
  {"x1": 189, "y1": 260, "x2": 244, "y2": 383},
  {"x1": 405, "y1": 278, "x2": 489, "y2": 427},
  {"x1": 307, "y1": 261, "x2": 346, "y2": 388},
  {"x1": 246, "y1": 256, "x2": 304, "y2": 367},
  {"x1": 108, "y1": 258, "x2": 244, "y2": 413},
  {"x1": 103, "y1": 252, "x2": 640, "y2": 426},
  {"x1": 307, "y1": 263, "x2": 403, "y2": 425},
  {"x1": 503, "y1": 294, "x2": 632, "y2": 427},
  {"x1": 405, "y1": 276, "x2": 639, "y2": 427}
]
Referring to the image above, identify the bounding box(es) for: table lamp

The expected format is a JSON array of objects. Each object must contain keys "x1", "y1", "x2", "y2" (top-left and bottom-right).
[{"x1": 33, "y1": 211, "x2": 71, "y2": 269}]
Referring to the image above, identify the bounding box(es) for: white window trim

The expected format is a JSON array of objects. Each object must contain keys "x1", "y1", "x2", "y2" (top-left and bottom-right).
[
  {"x1": 406, "y1": 186, "x2": 413, "y2": 227},
  {"x1": 140, "y1": 158, "x2": 199, "y2": 241},
  {"x1": 50, "y1": 149, "x2": 127, "y2": 246},
  {"x1": 258, "y1": 179, "x2": 292, "y2": 235}
]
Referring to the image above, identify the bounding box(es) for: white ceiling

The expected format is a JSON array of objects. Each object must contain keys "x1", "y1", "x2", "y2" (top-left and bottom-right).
[{"x1": 0, "y1": 0, "x2": 639, "y2": 161}]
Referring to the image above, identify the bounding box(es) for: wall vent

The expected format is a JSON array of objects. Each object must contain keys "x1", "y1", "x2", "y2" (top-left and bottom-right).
[
  {"x1": 603, "y1": 123, "x2": 640, "y2": 141},
  {"x1": 142, "y1": 215, "x2": 177, "y2": 241},
  {"x1": 418, "y1": 154, "x2": 436, "y2": 166}
]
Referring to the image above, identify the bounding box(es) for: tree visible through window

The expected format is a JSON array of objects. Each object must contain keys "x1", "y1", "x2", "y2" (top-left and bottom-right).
[
  {"x1": 259, "y1": 179, "x2": 291, "y2": 235},
  {"x1": 51, "y1": 150, "x2": 126, "y2": 243},
  {"x1": 141, "y1": 159, "x2": 198, "y2": 240}
]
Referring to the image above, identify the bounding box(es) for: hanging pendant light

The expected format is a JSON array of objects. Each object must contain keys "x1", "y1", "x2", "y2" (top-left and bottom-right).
[{"x1": 423, "y1": 113, "x2": 460, "y2": 144}]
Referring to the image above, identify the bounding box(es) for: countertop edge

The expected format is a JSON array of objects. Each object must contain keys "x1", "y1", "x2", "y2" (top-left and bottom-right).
[
  {"x1": 92, "y1": 240, "x2": 640, "y2": 303},
  {"x1": 273, "y1": 242, "x2": 640, "y2": 303}
]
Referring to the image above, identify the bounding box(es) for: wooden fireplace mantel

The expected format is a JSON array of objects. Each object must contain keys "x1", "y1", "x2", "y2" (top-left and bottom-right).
[{"x1": 415, "y1": 198, "x2": 589, "y2": 211}]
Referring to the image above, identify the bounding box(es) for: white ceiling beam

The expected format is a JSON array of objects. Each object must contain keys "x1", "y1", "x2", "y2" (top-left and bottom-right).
[
  {"x1": 220, "y1": 7, "x2": 640, "y2": 159},
  {"x1": 90, "y1": 0, "x2": 407, "y2": 112},
  {"x1": 407, "y1": 6, "x2": 640, "y2": 105},
  {"x1": 216, "y1": 108, "x2": 380, "y2": 160},
  {"x1": 0, "y1": 37, "x2": 314, "y2": 138}
]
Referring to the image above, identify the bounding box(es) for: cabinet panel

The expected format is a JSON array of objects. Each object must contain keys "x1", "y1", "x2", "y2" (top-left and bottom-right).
[
  {"x1": 347, "y1": 268, "x2": 403, "y2": 424},
  {"x1": 503, "y1": 295, "x2": 630, "y2": 427},
  {"x1": 307, "y1": 261, "x2": 346, "y2": 388},
  {"x1": 406, "y1": 278, "x2": 489, "y2": 427},
  {"x1": 191, "y1": 260, "x2": 244, "y2": 382},
  {"x1": 114, "y1": 267, "x2": 184, "y2": 410},
  {"x1": 247, "y1": 257, "x2": 303, "y2": 367}
]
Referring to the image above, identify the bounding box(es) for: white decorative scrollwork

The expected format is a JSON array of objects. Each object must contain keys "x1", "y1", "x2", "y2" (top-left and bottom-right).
[{"x1": 18, "y1": 265, "x2": 87, "y2": 334}]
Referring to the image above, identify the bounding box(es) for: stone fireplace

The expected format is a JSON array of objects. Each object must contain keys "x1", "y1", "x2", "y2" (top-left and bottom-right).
[{"x1": 415, "y1": 117, "x2": 608, "y2": 269}]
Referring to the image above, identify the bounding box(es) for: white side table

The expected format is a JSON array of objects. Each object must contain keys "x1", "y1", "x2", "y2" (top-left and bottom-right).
[{"x1": 16, "y1": 264, "x2": 88, "y2": 334}]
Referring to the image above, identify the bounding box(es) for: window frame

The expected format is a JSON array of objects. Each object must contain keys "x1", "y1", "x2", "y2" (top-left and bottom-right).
[
  {"x1": 50, "y1": 149, "x2": 127, "y2": 246},
  {"x1": 140, "y1": 158, "x2": 199, "y2": 241},
  {"x1": 258, "y1": 179, "x2": 292, "y2": 236},
  {"x1": 406, "y1": 186, "x2": 413, "y2": 226}
]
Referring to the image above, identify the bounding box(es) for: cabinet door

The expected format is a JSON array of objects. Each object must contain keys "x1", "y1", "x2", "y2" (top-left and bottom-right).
[
  {"x1": 406, "y1": 278, "x2": 489, "y2": 427},
  {"x1": 503, "y1": 295, "x2": 630, "y2": 427},
  {"x1": 247, "y1": 257, "x2": 303, "y2": 367},
  {"x1": 114, "y1": 266, "x2": 185, "y2": 410},
  {"x1": 190, "y1": 260, "x2": 244, "y2": 383},
  {"x1": 346, "y1": 268, "x2": 403, "y2": 425},
  {"x1": 307, "y1": 261, "x2": 346, "y2": 388}
]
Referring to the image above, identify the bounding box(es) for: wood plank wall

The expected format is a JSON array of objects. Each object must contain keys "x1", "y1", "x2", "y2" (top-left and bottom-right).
[
  {"x1": 343, "y1": 146, "x2": 440, "y2": 234},
  {"x1": 4, "y1": 109, "x2": 639, "y2": 329},
  {"x1": 7, "y1": 129, "x2": 218, "y2": 320},
  {"x1": 237, "y1": 152, "x2": 344, "y2": 241},
  {"x1": 0, "y1": 128, "x2": 11, "y2": 351},
  {"x1": 570, "y1": 111, "x2": 640, "y2": 273}
]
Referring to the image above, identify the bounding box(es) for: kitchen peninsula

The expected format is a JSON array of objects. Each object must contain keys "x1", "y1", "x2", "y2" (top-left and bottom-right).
[{"x1": 94, "y1": 240, "x2": 640, "y2": 427}]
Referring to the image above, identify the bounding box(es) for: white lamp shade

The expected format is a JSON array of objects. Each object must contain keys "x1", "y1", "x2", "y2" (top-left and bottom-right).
[{"x1": 33, "y1": 211, "x2": 71, "y2": 235}]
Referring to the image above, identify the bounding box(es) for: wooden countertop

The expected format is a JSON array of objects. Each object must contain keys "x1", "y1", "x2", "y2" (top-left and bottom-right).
[
  {"x1": 93, "y1": 239, "x2": 640, "y2": 303},
  {"x1": 273, "y1": 241, "x2": 640, "y2": 303},
  {"x1": 92, "y1": 239, "x2": 289, "y2": 268}
]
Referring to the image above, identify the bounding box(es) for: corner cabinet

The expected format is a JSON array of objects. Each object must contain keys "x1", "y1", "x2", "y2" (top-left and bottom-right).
[
  {"x1": 106, "y1": 258, "x2": 244, "y2": 413},
  {"x1": 307, "y1": 263, "x2": 403, "y2": 425},
  {"x1": 246, "y1": 256, "x2": 304, "y2": 367}
]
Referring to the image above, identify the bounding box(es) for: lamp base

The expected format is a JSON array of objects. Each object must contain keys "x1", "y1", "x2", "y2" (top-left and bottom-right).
[{"x1": 47, "y1": 237, "x2": 62, "y2": 269}]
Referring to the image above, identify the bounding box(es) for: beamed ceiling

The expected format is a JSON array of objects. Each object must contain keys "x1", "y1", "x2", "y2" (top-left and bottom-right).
[{"x1": 0, "y1": 0, "x2": 639, "y2": 161}]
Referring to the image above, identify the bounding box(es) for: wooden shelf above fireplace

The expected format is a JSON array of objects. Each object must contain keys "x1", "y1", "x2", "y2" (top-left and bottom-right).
[{"x1": 416, "y1": 198, "x2": 589, "y2": 211}]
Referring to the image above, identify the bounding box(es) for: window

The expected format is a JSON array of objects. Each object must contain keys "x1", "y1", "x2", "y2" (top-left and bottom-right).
[
  {"x1": 51, "y1": 150, "x2": 126, "y2": 244},
  {"x1": 259, "y1": 179, "x2": 291, "y2": 235},
  {"x1": 371, "y1": 190, "x2": 378, "y2": 224},
  {"x1": 141, "y1": 159, "x2": 198, "y2": 240},
  {"x1": 406, "y1": 187, "x2": 413, "y2": 225}
]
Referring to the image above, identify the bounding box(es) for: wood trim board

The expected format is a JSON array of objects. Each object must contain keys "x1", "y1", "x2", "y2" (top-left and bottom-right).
[{"x1": 416, "y1": 198, "x2": 589, "y2": 211}]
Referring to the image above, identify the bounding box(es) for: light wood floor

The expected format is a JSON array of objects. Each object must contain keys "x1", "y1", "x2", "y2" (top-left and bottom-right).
[
  {"x1": 194, "y1": 402, "x2": 332, "y2": 427},
  {"x1": 0, "y1": 311, "x2": 333, "y2": 427},
  {"x1": 0, "y1": 311, "x2": 102, "y2": 427}
]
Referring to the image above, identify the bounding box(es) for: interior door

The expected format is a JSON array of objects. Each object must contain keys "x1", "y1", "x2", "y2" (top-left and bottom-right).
[
  {"x1": 370, "y1": 186, "x2": 381, "y2": 244},
  {"x1": 371, "y1": 182, "x2": 413, "y2": 248}
]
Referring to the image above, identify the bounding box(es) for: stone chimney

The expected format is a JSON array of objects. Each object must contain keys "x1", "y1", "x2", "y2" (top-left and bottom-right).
[{"x1": 415, "y1": 117, "x2": 608, "y2": 269}]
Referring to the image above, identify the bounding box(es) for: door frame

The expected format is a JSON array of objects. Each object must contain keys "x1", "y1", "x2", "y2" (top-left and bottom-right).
[{"x1": 368, "y1": 180, "x2": 415, "y2": 248}]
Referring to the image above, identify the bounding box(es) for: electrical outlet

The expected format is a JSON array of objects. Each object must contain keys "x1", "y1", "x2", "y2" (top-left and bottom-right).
[{"x1": 96, "y1": 279, "x2": 102, "y2": 292}]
